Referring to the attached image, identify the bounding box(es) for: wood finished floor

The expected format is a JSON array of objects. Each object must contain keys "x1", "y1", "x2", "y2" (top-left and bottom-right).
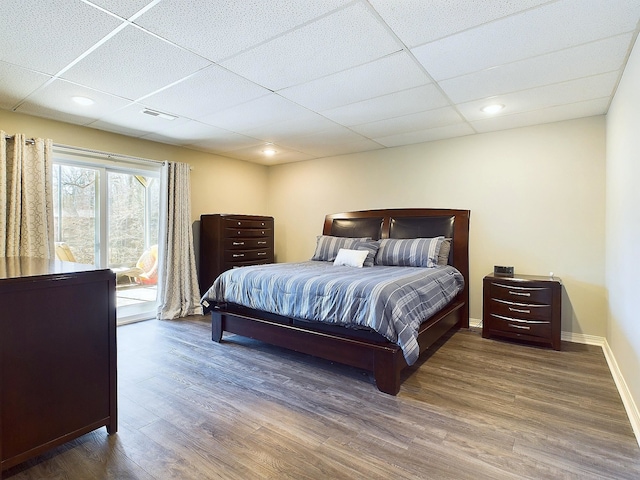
[{"x1": 3, "y1": 315, "x2": 639, "y2": 479}]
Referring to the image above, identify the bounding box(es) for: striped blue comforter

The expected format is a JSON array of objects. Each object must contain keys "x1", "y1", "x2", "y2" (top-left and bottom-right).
[{"x1": 202, "y1": 261, "x2": 464, "y2": 365}]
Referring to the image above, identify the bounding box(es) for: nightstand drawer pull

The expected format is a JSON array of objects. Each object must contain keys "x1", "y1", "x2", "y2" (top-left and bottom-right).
[
  {"x1": 257, "y1": 241, "x2": 267, "y2": 245},
  {"x1": 492, "y1": 314, "x2": 548, "y2": 324},
  {"x1": 508, "y1": 323, "x2": 531, "y2": 330},
  {"x1": 232, "y1": 241, "x2": 245, "y2": 246},
  {"x1": 508, "y1": 290, "x2": 530, "y2": 297},
  {"x1": 257, "y1": 252, "x2": 267, "y2": 256},
  {"x1": 509, "y1": 307, "x2": 530, "y2": 314},
  {"x1": 232, "y1": 253, "x2": 245, "y2": 258}
]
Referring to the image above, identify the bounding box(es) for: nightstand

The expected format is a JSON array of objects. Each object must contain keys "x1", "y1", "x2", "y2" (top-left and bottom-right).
[{"x1": 482, "y1": 273, "x2": 562, "y2": 350}]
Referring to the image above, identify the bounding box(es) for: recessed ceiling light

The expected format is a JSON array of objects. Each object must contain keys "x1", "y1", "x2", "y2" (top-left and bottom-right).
[
  {"x1": 481, "y1": 104, "x2": 504, "y2": 114},
  {"x1": 262, "y1": 148, "x2": 277, "y2": 156},
  {"x1": 72, "y1": 96, "x2": 94, "y2": 106}
]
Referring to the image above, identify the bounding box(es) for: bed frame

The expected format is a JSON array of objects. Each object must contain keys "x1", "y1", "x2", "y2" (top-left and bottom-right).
[{"x1": 210, "y1": 208, "x2": 470, "y2": 395}]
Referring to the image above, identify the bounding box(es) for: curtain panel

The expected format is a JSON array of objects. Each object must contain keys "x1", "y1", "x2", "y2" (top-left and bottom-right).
[
  {"x1": 156, "y1": 161, "x2": 203, "y2": 319},
  {"x1": 0, "y1": 132, "x2": 54, "y2": 259}
]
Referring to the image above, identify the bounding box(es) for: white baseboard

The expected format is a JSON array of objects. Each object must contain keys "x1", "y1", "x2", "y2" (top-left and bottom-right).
[
  {"x1": 468, "y1": 321, "x2": 640, "y2": 447},
  {"x1": 469, "y1": 317, "x2": 482, "y2": 328},
  {"x1": 601, "y1": 338, "x2": 640, "y2": 447}
]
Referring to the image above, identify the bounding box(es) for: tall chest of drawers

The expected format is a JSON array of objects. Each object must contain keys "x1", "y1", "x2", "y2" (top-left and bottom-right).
[
  {"x1": 482, "y1": 273, "x2": 562, "y2": 350},
  {"x1": 199, "y1": 214, "x2": 274, "y2": 294}
]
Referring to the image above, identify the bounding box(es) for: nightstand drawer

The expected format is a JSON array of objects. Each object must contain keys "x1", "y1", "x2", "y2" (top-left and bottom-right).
[
  {"x1": 490, "y1": 298, "x2": 551, "y2": 321},
  {"x1": 490, "y1": 281, "x2": 552, "y2": 304},
  {"x1": 489, "y1": 314, "x2": 551, "y2": 338}
]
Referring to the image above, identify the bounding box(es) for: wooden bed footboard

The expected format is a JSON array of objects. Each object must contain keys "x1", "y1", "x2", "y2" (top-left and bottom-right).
[
  {"x1": 208, "y1": 208, "x2": 470, "y2": 395},
  {"x1": 211, "y1": 300, "x2": 463, "y2": 395}
]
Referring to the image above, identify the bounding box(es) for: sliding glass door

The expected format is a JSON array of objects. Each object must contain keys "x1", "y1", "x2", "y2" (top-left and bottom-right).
[{"x1": 52, "y1": 158, "x2": 161, "y2": 324}]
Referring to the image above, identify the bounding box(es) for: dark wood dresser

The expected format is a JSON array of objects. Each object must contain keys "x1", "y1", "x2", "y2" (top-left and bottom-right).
[
  {"x1": 0, "y1": 257, "x2": 117, "y2": 471},
  {"x1": 482, "y1": 273, "x2": 562, "y2": 350},
  {"x1": 199, "y1": 214, "x2": 274, "y2": 294}
]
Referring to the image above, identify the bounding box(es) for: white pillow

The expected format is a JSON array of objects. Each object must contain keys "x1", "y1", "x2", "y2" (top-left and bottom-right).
[{"x1": 333, "y1": 248, "x2": 369, "y2": 268}]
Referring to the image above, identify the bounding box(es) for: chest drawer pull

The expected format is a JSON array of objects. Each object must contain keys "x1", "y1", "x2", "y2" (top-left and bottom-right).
[
  {"x1": 509, "y1": 290, "x2": 530, "y2": 297},
  {"x1": 232, "y1": 253, "x2": 245, "y2": 258},
  {"x1": 509, "y1": 307, "x2": 531, "y2": 314},
  {"x1": 257, "y1": 241, "x2": 267, "y2": 245},
  {"x1": 233, "y1": 241, "x2": 245, "y2": 246},
  {"x1": 508, "y1": 323, "x2": 531, "y2": 330},
  {"x1": 257, "y1": 252, "x2": 267, "y2": 256}
]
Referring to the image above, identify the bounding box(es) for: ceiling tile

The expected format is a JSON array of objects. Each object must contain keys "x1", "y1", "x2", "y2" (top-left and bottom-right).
[
  {"x1": 0, "y1": 62, "x2": 52, "y2": 110},
  {"x1": 89, "y1": 103, "x2": 191, "y2": 135},
  {"x1": 220, "y1": 2, "x2": 402, "y2": 90},
  {"x1": 350, "y1": 107, "x2": 464, "y2": 138},
  {"x1": 413, "y1": 0, "x2": 640, "y2": 81},
  {"x1": 135, "y1": 0, "x2": 351, "y2": 62},
  {"x1": 220, "y1": 144, "x2": 315, "y2": 165},
  {"x1": 439, "y1": 33, "x2": 633, "y2": 104},
  {"x1": 140, "y1": 120, "x2": 242, "y2": 146},
  {"x1": 278, "y1": 51, "x2": 429, "y2": 111},
  {"x1": 15, "y1": 78, "x2": 133, "y2": 125},
  {"x1": 199, "y1": 94, "x2": 317, "y2": 133},
  {"x1": 89, "y1": 0, "x2": 156, "y2": 19},
  {"x1": 0, "y1": 0, "x2": 123, "y2": 75},
  {"x1": 470, "y1": 98, "x2": 610, "y2": 133},
  {"x1": 458, "y1": 71, "x2": 619, "y2": 122},
  {"x1": 278, "y1": 124, "x2": 374, "y2": 149},
  {"x1": 142, "y1": 65, "x2": 271, "y2": 120},
  {"x1": 322, "y1": 84, "x2": 450, "y2": 126},
  {"x1": 374, "y1": 123, "x2": 475, "y2": 148},
  {"x1": 241, "y1": 113, "x2": 339, "y2": 143},
  {"x1": 301, "y1": 139, "x2": 384, "y2": 158},
  {"x1": 187, "y1": 133, "x2": 265, "y2": 154},
  {"x1": 61, "y1": 25, "x2": 211, "y2": 101},
  {"x1": 368, "y1": 0, "x2": 551, "y2": 47}
]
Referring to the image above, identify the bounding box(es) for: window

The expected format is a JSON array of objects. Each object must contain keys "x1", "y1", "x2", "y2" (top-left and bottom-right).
[{"x1": 52, "y1": 148, "x2": 162, "y2": 324}]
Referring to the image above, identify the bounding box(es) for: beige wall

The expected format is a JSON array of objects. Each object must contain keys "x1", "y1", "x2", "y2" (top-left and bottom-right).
[
  {"x1": 606, "y1": 36, "x2": 640, "y2": 422},
  {"x1": 268, "y1": 116, "x2": 607, "y2": 336},
  {"x1": 0, "y1": 110, "x2": 269, "y2": 223}
]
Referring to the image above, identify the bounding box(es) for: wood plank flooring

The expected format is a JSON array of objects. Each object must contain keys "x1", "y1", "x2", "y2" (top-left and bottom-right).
[{"x1": 3, "y1": 315, "x2": 639, "y2": 479}]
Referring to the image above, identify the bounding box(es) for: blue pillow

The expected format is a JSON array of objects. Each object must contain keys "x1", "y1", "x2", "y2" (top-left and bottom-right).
[
  {"x1": 353, "y1": 240, "x2": 380, "y2": 267},
  {"x1": 311, "y1": 235, "x2": 371, "y2": 262},
  {"x1": 375, "y1": 237, "x2": 444, "y2": 268}
]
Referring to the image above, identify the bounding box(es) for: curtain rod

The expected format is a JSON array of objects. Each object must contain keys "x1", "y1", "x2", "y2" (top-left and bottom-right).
[
  {"x1": 3, "y1": 134, "x2": 35, "y2": 145},
  {"x1": 53, "y1": 143, "x2": 165, "y2": 165},
  {"x1": 4, "y1": 136, "x2": 189, "y2": 169}
]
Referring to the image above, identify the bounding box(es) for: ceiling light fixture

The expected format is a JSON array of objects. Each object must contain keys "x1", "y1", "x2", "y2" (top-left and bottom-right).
[
  {"x1": 262, "y1": 148, "x2": 277, "y2": 156},
  {"x1": 72, "y1": 96, "x2": 94, "y2": 106},
  {"x1": 481, "y1": 104, "x2": 504, "y2": 114}
]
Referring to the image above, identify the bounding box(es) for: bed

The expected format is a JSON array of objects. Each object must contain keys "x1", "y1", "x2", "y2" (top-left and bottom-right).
[{"x1": 201, "y1": 208, "x2": 470, "y2": 395}]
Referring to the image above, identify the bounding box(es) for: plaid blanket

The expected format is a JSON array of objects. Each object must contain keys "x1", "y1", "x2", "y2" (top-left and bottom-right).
[{"x1": 202, "y1": 261, "x2": 464, "y2": 365}]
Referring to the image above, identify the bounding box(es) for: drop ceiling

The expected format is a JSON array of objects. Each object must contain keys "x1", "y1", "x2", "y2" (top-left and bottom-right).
[{"x1": 1, "y1": 0, "x2": 639, "y2": 165}]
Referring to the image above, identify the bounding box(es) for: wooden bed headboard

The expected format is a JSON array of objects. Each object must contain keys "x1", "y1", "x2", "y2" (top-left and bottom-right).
[{"x1": 323, "y1": 208, "x2": 471, "y2": 328}]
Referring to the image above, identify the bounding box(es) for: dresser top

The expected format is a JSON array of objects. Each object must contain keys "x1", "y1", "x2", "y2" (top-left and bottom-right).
[{"x1": 0, "y1": 257, "x2": 107, "y2": 281}]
